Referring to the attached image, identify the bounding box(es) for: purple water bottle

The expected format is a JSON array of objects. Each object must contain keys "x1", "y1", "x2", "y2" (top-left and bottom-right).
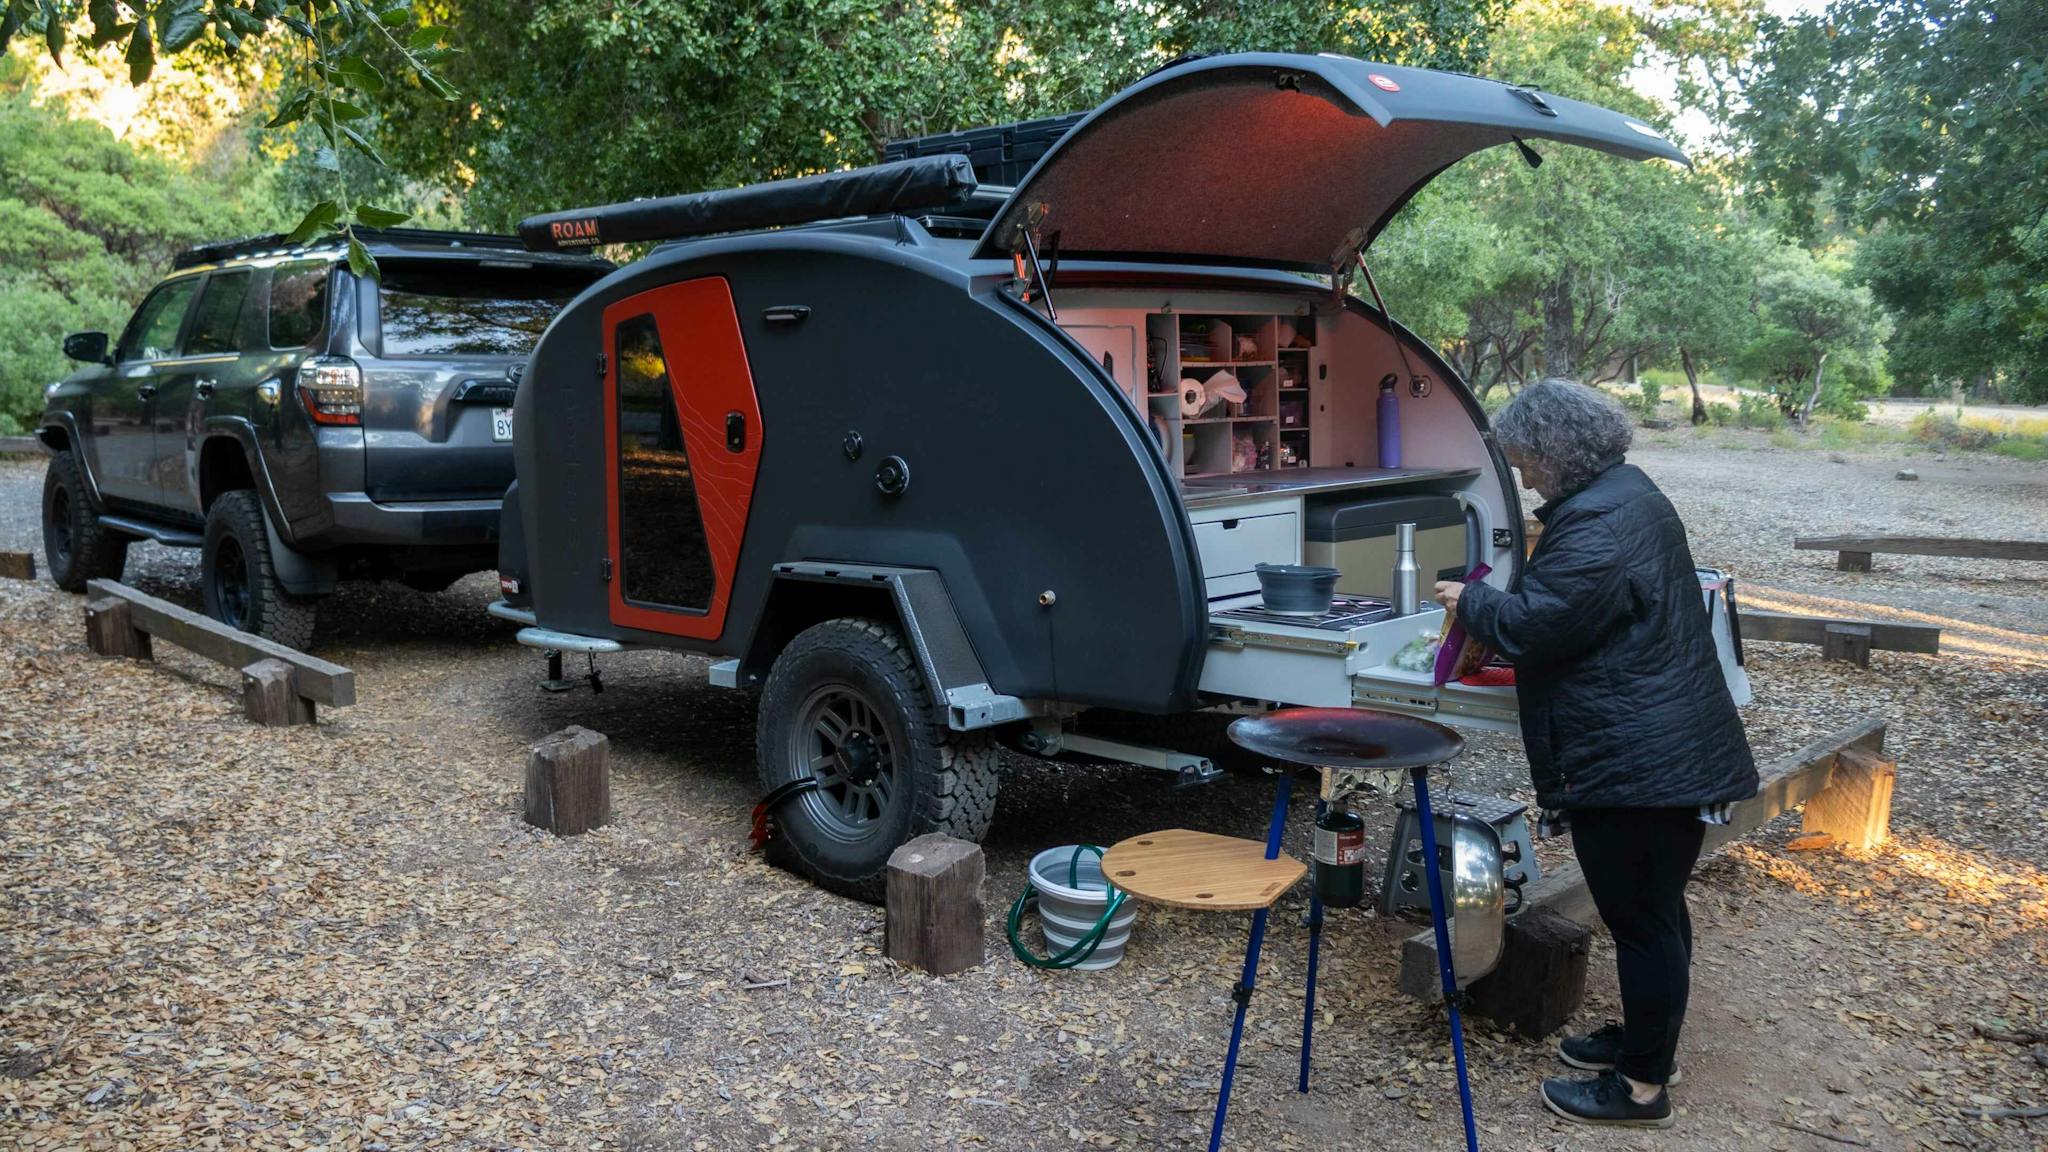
[{"x1": 1377, "y1": 374, "x2": 1402, "y2": 468}]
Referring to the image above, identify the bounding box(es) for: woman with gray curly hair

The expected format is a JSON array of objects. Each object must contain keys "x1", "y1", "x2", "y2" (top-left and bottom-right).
[{"x1": 1432, "y1": 378, "x2": 1756, "y2": 1129}]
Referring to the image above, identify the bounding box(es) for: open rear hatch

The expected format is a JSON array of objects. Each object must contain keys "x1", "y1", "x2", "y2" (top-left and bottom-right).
[
  {"x1": 993, "y1": 53, "x2": 1689, "y2": 728},
  {"x1": 974, "y1": 52, "x2": 1687, "y2": 273}
]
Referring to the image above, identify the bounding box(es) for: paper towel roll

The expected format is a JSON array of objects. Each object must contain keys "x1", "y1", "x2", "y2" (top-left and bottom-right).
[
  {"x1": 1179, "y1": 378, "x2": 1206, "y2": 418},
  {"x1": 1207, "y1": 370, "x2": 1246, "y2": 405}
]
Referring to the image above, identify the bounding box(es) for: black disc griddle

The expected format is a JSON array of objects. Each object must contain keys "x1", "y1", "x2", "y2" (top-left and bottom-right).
[{"x1": 1226, "y1": 707, "x2": 1463, "y2": 769}]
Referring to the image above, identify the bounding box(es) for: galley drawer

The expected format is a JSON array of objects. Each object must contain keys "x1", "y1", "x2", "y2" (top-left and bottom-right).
[{"x1": 1192, "y1": 511, "x2": 1300, "y2": 580}]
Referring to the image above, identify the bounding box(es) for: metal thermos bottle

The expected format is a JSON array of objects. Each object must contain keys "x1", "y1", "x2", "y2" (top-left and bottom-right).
[
  {"x1": 1313, "y1": 805, "x2": 1367, "y2": 908},
  {"x1": 1393, "y1": 521, "x2": 1420, "y2": 616},
  {"x1": 1377, "y1": 375, "x2": 1402, "y2": 468}
]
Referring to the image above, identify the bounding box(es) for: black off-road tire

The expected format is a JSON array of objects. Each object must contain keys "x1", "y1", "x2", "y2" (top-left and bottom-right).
[
  {"x1": 41, "y1": 450, "x2": 130, "y2": 592},
  {"x1": 757, "y1": 617, "x2": 999, "y2": 902},
  {"x1": 202, "y1": 490, "x2": 318, "y2": 650}
]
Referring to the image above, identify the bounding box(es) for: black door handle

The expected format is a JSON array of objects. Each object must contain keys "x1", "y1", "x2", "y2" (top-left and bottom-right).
[
  {"x1": 194, "y1": 379, "x2": 216, "y2": 398},
  {"x1": 136, "y1": 383, "x2": 157, "y2": 400}
]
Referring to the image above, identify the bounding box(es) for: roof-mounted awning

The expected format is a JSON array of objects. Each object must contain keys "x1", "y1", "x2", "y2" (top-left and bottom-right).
[{"x1": 518, "y1": 154, "x2": 980, "y2": 253}]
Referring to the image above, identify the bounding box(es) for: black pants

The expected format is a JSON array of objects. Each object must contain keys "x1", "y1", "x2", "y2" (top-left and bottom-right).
[{"x1": 1571, "y1": 806, "x2": 1705, "y2": 1084}]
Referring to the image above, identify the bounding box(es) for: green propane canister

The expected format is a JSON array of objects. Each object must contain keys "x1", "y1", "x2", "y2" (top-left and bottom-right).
[{"x1": 1312, "y1": 805, "x2": 1367, "y2": 908}]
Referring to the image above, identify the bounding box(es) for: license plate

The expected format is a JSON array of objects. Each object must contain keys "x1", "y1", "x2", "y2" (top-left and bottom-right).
[{"x1": 492, "y1": 407, "x2": 515, "y2": 442}]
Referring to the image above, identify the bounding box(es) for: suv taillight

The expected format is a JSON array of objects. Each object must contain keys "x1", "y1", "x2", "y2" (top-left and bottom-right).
[{"x1": 298, "y1": 356, "x2": 363, "y2": 425}]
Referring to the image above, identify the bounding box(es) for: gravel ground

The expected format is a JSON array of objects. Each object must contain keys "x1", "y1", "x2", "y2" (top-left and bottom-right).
[{"x1": 2, "y1": 431, "x2": 2045, "y2": 1152}]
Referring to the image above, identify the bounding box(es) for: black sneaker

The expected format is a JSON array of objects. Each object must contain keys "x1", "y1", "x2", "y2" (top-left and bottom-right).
[
  {"x1": 1558, "y1": 1024, "x2": 1682, "y2": 1085},
  {"x1": 1542, "y1": 1070, "x2": 1675, "y2": 1128}
]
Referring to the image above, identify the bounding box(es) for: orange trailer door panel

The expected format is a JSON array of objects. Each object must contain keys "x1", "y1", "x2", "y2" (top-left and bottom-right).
[{"x1": 601, "y1": 276, "x2": 762, "y2": 640}]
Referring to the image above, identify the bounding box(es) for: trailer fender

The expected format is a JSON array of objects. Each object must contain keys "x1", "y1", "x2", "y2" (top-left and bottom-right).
[{"x1": 738, "y1": 562, "x2": 1039, "y2": 732}]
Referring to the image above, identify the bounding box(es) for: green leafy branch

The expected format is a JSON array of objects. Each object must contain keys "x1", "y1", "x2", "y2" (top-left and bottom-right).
[{"x1": 1, "y1": 0, "x2": 457, "y2": 278}]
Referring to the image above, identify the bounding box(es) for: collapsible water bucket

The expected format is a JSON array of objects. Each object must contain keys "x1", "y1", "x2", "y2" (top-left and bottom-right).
[{"x1": 1009, "y1": 845, "x2": 1140, "y2": 971}]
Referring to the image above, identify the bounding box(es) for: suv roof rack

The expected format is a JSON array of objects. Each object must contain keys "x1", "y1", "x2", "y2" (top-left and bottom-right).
[{"x1": 172, "y1": 227, "x2": 534, "y2": 270}]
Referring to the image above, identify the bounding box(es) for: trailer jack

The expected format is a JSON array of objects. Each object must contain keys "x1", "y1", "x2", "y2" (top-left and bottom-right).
[{"x1": 540, "y1": 650, "x2": 604, "y2": 693}]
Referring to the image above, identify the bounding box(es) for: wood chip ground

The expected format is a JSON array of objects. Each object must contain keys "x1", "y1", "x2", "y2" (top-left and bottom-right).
[{"x1": 2, "y1": 431, "x2": 2044, "y2": 1150}]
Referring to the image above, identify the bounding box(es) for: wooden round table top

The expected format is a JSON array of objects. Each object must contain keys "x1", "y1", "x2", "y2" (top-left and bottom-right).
[{"x1": 1100, "y1": 829, "x2": 1307, "y2": 912}]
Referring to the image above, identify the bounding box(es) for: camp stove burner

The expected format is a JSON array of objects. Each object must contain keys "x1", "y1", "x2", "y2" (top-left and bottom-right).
[{"x1": 1212, "y1": 595, "x2": 1394, "y2": 630}]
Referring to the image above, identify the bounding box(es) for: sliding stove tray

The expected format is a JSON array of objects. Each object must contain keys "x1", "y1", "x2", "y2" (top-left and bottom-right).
[{"x1": 1212, "y1": 595, "x2": 1395, "y2": 631}]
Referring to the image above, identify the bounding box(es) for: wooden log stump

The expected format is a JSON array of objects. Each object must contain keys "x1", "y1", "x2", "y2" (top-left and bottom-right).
[
  {"x1": 84, "y1": 596, "x2": 151, "y2": 660},
  {"x1": 1801, "y1": 748, "x2": 1896, "y2": 851},
  {"x1": 1462, "y1": 907, "x2": 1593, "y2": 1037},
  {"x1": 1837, "y1": 549, "x2": 1874, "y2": 573},
  {"x1": 884, "y1": 834, "x2": 986, "y2": 975},
  {"x1": 0, "y1": 551, "x2": 34, "y2": 580},
  {"x1": 241, "y1": 658, "x2": 316, "y2": 726},
  {"x1": 524, "y1": 726, "x2": 611, "y2": 836},
  {"x1": 1822, "y1": 622, "x2": 1874, "y2": 668}
]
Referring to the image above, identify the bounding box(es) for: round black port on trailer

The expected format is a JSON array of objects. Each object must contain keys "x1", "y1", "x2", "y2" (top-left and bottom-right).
[
  {"x1": 842, "y1": 430, "x2": 863, "y2": 460},
  {"x1": 874, "y1": 455, "x2": 909, "y2": 497}
]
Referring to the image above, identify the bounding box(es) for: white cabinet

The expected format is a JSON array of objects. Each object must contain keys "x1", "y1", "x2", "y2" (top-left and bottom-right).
[{"x1": 1188, "y1": 494, "x2": 1300, "y2": 601}]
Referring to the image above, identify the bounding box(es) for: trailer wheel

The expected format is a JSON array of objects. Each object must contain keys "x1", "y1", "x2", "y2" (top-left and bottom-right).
[{"x1": 757, "y1": 617, "x2": 998, "y2": 902}]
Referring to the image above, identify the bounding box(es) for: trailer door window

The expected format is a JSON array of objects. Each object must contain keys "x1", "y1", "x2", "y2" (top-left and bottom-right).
[{"x1": 614, "y1": 313, "x2": 713, "y2": 610}]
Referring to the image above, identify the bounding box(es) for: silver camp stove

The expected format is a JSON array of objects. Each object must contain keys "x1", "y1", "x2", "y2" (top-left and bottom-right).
[{"x1": 1211, "y1": 594, "x2": 1394, "y2": 630}]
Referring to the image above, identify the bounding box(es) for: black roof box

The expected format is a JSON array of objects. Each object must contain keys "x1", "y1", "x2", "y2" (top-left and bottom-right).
[{"x1": 883, "y1": 112, "x2": 1086, "y2": 187}]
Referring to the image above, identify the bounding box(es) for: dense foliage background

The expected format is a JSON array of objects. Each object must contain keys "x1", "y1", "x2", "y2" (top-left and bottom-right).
[{"x1": 0, "y1": 0, "x2": 2040, "y2": 432}]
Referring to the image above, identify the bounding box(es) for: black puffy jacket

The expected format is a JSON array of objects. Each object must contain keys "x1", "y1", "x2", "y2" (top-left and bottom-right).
[{"x1": 1458, "y1": 462, "x2": 1757, "y2": 810}]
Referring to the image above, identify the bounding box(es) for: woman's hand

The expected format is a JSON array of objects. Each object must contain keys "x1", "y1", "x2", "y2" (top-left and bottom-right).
[{"x1": 1433, "y1": 580, "x2": 1463, "y2": 614}]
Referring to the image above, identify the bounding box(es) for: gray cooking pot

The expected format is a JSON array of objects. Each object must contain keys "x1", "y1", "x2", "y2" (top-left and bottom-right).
[{"x1": 1254, "y1": 563, "x2": 1340, "y2": 614}]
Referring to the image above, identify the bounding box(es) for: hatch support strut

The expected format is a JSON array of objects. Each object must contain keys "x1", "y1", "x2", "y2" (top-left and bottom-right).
[
  {"x1": 1017, "y1": 229, "x2": 1058, "y2": 321},
  {"x1": 1356, "y1": 253, "x2": 1432, "y2": 399}
]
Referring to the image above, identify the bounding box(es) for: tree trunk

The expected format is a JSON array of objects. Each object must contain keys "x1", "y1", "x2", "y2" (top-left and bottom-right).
[
  {"x1": 1798, "y1": 351, "x2": 1830, "y2": 429},
  {"x1": 1541, "y1": 280, "x2": 1574, "y2": 380},
  {"x1": 1681, "y1": 348, "x2": 1708, "y2": 425}
]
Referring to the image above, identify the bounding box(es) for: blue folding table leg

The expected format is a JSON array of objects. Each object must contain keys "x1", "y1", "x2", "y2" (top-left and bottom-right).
[
  {"x1": 1412, "y1": 766, "x2": 1481, "y2": 1152},
  {"x1": 1208, "y1": 771, "x2": 1293, "y2": 1152},
  {"x1": 1298, "y1": 801, "x2": 1326, "y2": 1095}
]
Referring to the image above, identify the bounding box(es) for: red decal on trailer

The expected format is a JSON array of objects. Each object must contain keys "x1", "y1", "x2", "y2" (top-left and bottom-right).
[
  {"x1": 1367, "y1": 73, "x2": 1400, "y2": 92},
  {"x1": 600, "y1": 277, "x2": 762, "y2": 641}
]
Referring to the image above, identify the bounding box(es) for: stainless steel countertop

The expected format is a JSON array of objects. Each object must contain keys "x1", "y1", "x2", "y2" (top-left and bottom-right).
[{"x1": 1180, "y1": 465, "x2": 1481, "y2": 507}]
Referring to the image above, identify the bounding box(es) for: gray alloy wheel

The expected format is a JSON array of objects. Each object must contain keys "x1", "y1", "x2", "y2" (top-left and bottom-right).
[{"x1": 756, "y1": 617, "x2": 997, "y2": 902}]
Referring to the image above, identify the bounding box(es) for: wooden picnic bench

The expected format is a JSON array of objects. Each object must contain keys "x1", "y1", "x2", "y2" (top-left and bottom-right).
[
  {"x1": 83, "y1": 579, "x2": 354, "y2": 725},
  {"x1": 1796, "y1": 534, "x2": 2048, "y2": 573},
  {"x1": 1736, "y1": 606, "x2": 1939, "y2": 667}
]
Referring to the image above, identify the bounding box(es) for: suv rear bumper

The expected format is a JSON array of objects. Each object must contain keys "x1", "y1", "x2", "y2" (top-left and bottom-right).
[{"x1": 308, "y1": 493, "x2": 503, "y2": 547}]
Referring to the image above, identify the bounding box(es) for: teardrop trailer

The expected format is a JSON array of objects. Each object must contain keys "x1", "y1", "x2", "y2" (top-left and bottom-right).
[{"x1": 488, "y1": 53, "x2": 1700, "y2": 898}]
